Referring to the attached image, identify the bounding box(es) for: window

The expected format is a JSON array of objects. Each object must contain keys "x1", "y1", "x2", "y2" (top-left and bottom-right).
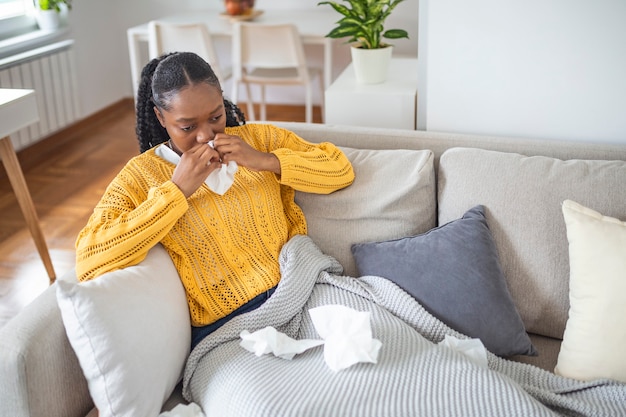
[
  {"x1": 0, "y1": 0, "x2": 27, "y2": 18},
  {"x1": 0, "y1": 0, "x2": 37, "y2": 41}
]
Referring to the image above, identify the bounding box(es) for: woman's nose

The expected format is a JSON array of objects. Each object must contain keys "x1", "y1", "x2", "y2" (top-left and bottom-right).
[{"x1": 196, "y1": 124, "x2": 215, "y2": 143}]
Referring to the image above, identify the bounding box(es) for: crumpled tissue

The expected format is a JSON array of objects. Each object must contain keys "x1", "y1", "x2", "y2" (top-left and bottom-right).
[
  {"x1": 438, "y1": 334, "x2": 488, "y2": 368},
  {"x1": 203, "y1": 160, "x2": 238, "y2": 195},
  {"x1": 240, "y1": 326, "x2": 324, "y2": 360},
  {"x1": 158, "y1": 403, "x2": 205, "y2": 417},
  {"x1": 239, "y1": 305, "x2": 382, "y2": 372},
  {"x1": 204, "y1": 140, "x2": 238, "y2": 195},
  {"x1": 309, "y1": 305, "x2": 382, "y2": 372},
  {"x1": 156, "y1": 141, "x2": 238, "y2": 196}
]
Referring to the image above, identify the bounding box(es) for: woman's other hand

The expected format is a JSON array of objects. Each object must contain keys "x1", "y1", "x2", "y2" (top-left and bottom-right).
[{"x1": 213, "y1": 133, "x2": 281, "y2": 174}]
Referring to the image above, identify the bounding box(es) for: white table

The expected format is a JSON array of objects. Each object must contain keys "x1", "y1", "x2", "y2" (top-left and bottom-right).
[
  {"x1": 0, "y1": 89, "x2": 56, "y2": 282},
  {"x1": 127, "y1": 10, "x2": 338, "y2": 97},
  {"x1": 325, "y1": 58, "x2": 419, "y2": 130}
]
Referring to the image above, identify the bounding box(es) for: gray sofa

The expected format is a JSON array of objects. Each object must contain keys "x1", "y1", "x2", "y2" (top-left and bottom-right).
[{"x1": 2, "y1": 122, "x2": 626, "y2": 417}]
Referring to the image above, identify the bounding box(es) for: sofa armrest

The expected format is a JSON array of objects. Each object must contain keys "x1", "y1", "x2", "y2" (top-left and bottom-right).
[{"x1": 0, "y1": 270, "x2": 93, "y2": 417}]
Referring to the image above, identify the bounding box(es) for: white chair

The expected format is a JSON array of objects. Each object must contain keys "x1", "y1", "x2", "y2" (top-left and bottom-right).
[
  {"x1": 231, "y1": 22, "x2": 323, "y2": 123},
  {"x1": 147, "y1": 20, "x2": 232, "y2": 85}
]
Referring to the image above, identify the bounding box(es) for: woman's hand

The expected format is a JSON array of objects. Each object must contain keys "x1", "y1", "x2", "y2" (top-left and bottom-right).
[
  {"x1": 213, "y1": 133, "x2": 281, "y2": 174},
  {"x1": 171, "y1": 142, "x2": 221, "y2": 198}
]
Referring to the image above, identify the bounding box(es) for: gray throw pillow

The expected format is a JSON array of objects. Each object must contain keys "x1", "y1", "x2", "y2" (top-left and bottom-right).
[{"x1": 351, "y1": 205, "x2": 537, "y2": 358}]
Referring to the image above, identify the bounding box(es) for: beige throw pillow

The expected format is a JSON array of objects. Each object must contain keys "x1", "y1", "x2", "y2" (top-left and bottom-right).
[
  {"x1": 438, "y1": 147, "x2": 626, "y2": 340},
  {"x1": 555, "y1": 200, "x2": 626, "y2": 382},
  {"x1": 295, "y1": 147, "x2": 436, "y2": 277}
]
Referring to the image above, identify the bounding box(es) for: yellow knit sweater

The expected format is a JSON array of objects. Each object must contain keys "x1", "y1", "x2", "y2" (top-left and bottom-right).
[{"x1": 75, "y1": 123, "x2": 354, "y2": 326}]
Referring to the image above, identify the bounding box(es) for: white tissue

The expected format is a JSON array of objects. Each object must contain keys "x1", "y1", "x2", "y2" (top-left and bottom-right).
[
  {"x1": 240, "y1": 326, "x2": 324, "y2": 360},
  {"x1": 438, "y1": 335, "x2": 488, "y2": 368},
  {"x1": 156, "y1": 143, "x2": 238, "y2": 195},
  {"x1": 309, "y1": 305, "x2": 382, "y2": 372},
  {"x1": 239, "y1": 305, "x2": 382, "y2": 372},
  {"x1": 158, "y1": 403, "x2": 205, "y2": 417},
  {"x1": 204, "y1": 160, "x2": 238, "y2": 195}
]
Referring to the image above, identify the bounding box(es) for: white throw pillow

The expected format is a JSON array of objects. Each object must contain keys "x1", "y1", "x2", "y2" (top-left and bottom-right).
[
  {"x1": 555, "y1": 200, "x2": 626, "y2": 382},
  {"x1": 56, "y1": 244, "x2": 191, "y2": 417}
]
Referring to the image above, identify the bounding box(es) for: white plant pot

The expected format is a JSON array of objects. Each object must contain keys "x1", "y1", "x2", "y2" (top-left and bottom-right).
[
  {"x1": 35, "y1": 9, "x2": 60, "y2": 31},
  {"x1": 350, "y1": 45, "x2": 393, "y2": 84}
]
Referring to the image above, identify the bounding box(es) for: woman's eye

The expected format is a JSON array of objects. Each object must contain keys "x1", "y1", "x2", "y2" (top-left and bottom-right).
[
  {"x1": 181, "y1": 125, "x2": 195, "y2": 132},
  {"x1": 210, "y1": 114, "x2": 223, "y2": 122}
]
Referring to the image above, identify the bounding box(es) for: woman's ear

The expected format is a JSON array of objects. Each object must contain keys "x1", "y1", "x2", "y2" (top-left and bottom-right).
[{"x1": 153, "y1": 106, "x2": 166, "y2": 128}]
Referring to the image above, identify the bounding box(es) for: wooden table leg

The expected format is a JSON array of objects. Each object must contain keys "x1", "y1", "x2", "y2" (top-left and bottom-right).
[{"x1": 0, "y1": 135, "x2": 56, "y2": 283}]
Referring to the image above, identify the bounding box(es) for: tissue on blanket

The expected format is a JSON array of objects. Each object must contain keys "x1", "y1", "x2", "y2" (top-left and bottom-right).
[
  {"x1": 240, "y1": 326, "x2": 324, "y2": 360},
  {"x1": 159, "y1": 403, "x2": 205, "y2": 417},
  {"x1": 239, "y1": 305, "x2": 382, "y2": 371},
  {"x1": 439, "y1": 334, "x2": 488, "y2": 368},
  {"x1": 309, "y1": 305, "x2": 382, "y2": 372}
]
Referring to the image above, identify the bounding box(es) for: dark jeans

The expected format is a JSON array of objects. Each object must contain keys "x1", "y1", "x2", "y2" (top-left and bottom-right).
[{"x1": 191, "y1": 287, "x2": 276, "y2": 350}]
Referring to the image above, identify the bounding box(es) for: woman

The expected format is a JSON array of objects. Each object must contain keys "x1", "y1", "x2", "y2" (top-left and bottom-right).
[{"x1": 75, "y1": 52, "x2": 354, "y2": 348}]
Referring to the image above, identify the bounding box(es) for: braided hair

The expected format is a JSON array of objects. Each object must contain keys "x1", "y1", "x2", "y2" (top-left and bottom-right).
[{"x1": 135, "y1": 52, "x2": 246, "y2": 153}]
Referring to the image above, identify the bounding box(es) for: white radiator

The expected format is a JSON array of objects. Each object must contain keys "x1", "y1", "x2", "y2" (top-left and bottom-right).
[{"x1": 0, "y1": 39, "x2": 79, "y2": 151}]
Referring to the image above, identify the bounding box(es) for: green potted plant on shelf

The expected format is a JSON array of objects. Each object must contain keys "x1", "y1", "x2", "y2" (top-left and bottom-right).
[
  {"x1": 38, "y1": 0, "x2": 73, "y2": 13},
  {"x1": 35, "y1": 0, "x2": 73, "y2": 31},
  {"x1": 318, "y1": 0, "x2": 409, "y2": 84}
]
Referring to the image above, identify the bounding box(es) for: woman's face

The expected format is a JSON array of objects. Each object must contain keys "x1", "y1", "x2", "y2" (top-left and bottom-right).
[{"x1": 154, "y1": 82, "x2": 226, "y2": 154}]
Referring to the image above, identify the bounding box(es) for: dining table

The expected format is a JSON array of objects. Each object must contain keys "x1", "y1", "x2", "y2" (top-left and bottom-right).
[{"x1": 126, "y1": 9, "x2": 341, "y2": 98}]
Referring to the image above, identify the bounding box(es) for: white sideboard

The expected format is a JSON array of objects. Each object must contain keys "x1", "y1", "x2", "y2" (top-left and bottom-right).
[{"x1": 324, "y1": 58, "x2": 418, "y2": 129}]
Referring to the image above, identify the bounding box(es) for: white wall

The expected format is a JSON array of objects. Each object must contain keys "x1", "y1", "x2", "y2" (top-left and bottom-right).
[
  {"x1": 58, "y1": 0, "x2": 418, "y2": 119},
  {"x1": 418, "y1": 0, "x2": 626, "y2": 144}
]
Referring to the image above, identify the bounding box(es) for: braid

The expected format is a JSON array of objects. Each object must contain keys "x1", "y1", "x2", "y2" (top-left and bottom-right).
[
  {"x1": 135, "y1": 53, "x2": 171, "y2": 153},
  {"x1": 225, "y1": 98, "x2": 246, "y2": 127},
  {"x1": 135, "y1": 52, "x2": 246, "y2": 153}
]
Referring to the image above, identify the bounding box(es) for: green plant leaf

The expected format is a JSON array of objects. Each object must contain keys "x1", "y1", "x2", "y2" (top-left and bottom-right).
[
  {"x1": 318, "y1": 0, "x2": 408, "y2": 49},
  {"x1": 326, "y1": 26, "x2": 356, "y2": 39},
  {"x1": 317, "y1": 1, "x2": 351, "y2": 18},
  {"x1": 383, "y1": 29, "x2": 409, "y2": 40},
  {"x1": 38, "y1": 0, "x2": 72, "y2": 12}
]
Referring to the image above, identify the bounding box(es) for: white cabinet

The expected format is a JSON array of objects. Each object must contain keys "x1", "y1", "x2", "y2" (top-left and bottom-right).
[{"x1": 324, "y1": 58, "x2": 418, "y2": 129}]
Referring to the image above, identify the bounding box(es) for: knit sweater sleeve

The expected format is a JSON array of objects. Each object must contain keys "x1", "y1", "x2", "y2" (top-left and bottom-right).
[
  {"x1": 75, "y1": 159, "x2": 188, "y2": 281},
  {"x1": 265, "y1": 126, "x2": 355, "y2": 194}
]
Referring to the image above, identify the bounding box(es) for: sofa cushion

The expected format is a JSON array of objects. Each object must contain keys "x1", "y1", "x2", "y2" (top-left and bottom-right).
[
  {"x1": 56, "y1": 244, "x2": 190, "y2": 417},
  {"x1": 555, "y1": 200, "x2": 626, "y2": 382},
  {"x1": 296, "y1": 146, "x2": 436, "y2": 277},
  {"x1": 437, "y1": 148, "x2": 626, "y2": 340},
  {"x1": 351, "y1": 205, "x2": 536, "y2": 358}
]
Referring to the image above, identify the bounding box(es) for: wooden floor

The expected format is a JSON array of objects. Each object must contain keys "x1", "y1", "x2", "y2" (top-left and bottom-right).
[{"x1": 0, "y1": 99, "x2": 322, "y2": 328}]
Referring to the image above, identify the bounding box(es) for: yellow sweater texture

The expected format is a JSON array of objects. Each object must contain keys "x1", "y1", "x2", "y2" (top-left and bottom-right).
[{"x1": 75, "y1": 124, "x2": 354, "y2": 326}]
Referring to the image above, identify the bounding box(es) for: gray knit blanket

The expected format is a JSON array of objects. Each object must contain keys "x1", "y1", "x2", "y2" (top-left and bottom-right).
[{"x1": 182, "y1": 235, "x2": 626, "y2": 417}]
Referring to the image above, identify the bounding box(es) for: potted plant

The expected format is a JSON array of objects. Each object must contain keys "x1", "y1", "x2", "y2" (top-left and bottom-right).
[
  {"x1": 224, "y1": 0, "x2": 255, "y2": 16},
  {"x1": 318, "y1": 0, "x2": 409, "y2": 84},
  {"x1": 35, "y1": 0, "x2": 73, "y2": 31}
]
